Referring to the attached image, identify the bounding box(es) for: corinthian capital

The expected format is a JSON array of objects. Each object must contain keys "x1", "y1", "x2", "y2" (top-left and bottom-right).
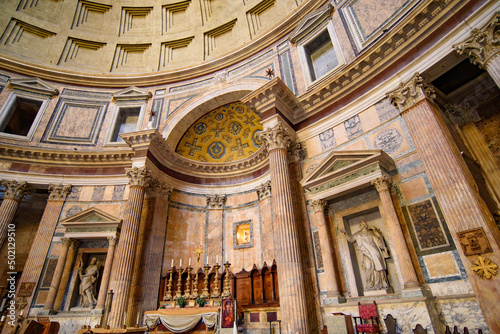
[
  {"x1": 258, "y1": 123, "x2": 292, "y2": 151},
  {"x1": 387, "y1": 73, "x2": 436, "y2": 112},
  {"x1": 126, "y1": 166, "x2": 152, "y2": 187},
  {"x1": 48, "y1": 184, "x2": 72, "y2": 201},
  {"x1": 207, "y1": 194, "x2": 226, "y2": 209},
  {"x1": 311, "y1": 199, "x2": 327, "y2": 213},
  {"x1": 1, "y1": 180, "x2": 32, "y2": 200},
  {"x1": 146, "y1": 178, "x2": 172, "y2": 199},
  {"x1": 256, "y1": 180, "x2": 271, "y2": 200},
  {"x1": 445, "y1": 102, "x2": 481, "y2": 127},
  {"x1": 371, "y1": 176, "x2": 391, "y2": 192},
  {"x1": 454, "y1": 13, "x2": 500, "y2": 69}
]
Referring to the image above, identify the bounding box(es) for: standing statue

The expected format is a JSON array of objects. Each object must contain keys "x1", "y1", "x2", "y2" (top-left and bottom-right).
[
  {"x1": 341, "y1": 221, "x2": 390, "y2": 290},
  {"x1": 78, "y1": 257, "x2": 100, "y2": 308}
]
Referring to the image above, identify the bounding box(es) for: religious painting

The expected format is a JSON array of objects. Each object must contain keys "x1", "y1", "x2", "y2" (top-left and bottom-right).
[
  {"x1": 234, "y1": 220, "x2": 253, "y2": 249},
  {"x1": 457, "y1": 227, "x2": 492, "y2": 256},
  {"x1": 221, "y1": 298, "x2": 234, "y2": 328}
]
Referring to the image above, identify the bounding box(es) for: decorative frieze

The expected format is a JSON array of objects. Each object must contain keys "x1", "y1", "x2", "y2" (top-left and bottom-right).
[
  {"x1": 126, "y1": 167, "x2": 152, "y2": 187},
  {"x1": 256, "y1": 180, "x2": 271, "y2": 200},
  {"x1": 454, "y1": 13, "x2": 500, "y2": 69},
  {"x1": 207, "y1": 194, "x2": 226, "y2": 209},
  {"x1": 1, "y1": 180, "x2": 32, "y2": 200},
  {"x1": 387, "y1": 73, "x2": 436, "y2": 112},
  {"x1": 48, "y1": 184, "x2": 72, "y2": 201},
  {"x1": 258, "y1": 123, "x2": 292, "y2": 151}
]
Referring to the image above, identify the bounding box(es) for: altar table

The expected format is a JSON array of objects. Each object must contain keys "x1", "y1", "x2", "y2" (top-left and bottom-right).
[{"x1": 144, "y1": 307, "x2": 220, "y2": 333}]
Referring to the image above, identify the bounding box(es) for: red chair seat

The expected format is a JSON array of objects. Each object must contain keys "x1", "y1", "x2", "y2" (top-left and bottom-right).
[{"x1": 357, "y1": 324, "x2": 381, "y2": 332}]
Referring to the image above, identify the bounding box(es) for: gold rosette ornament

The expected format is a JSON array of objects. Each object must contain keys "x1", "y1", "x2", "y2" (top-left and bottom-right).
[{"x1": 471, "y1": 255, "x2": 498, "y2": 279}]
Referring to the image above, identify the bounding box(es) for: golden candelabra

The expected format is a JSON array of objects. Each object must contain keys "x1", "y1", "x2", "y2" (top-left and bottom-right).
[
  {"x1": 221, "y1": 261, "x2": 231, "y2": 298},
  {"x1": 211, "y1": 264, "x2": 221, "y2": 298},
  {"x1": 191, "y1": 268, "x2": 200, "y2": 299},
  {"x1": 201, "y1": 265, "x2": 211, "y2": 298},
  {"x1": 184, "y1": 267, "x2": 192, "y2": 298},
  {"x1": 175, "y1": 267, "x2": 183, "y2": 300},
  {"x1": 164, "y1": 267, "x2": 174, "y2": 301}
]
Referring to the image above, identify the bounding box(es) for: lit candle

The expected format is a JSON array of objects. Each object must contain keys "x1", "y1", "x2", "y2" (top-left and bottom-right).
[
  {"x1": 216, "y1": 255, "x2": 218, "y2": 264},
  {"x1": 0, "y1": 315, "x2": 5, "y2": 322},
  {"x1": 0, "y1": 298, "x2": 6, "y2": 312},
  {"x1": 189, "y1": 258, "x2": 191, "y2": 266},
  {"x1": 123, "y1": 311, "x2": 127, "y2": 326},
  {"x1": 180, "y1": 259, "x2": 182, "y2": 267},
  {"x1": 171, "y1": 259, "x2": 174, "y2": 267},
  {"x1": 19, "y1": 309, "x2": 23, "y2": 316},
  {"x1": 136, "y1": 312, "x2": 140, "y2": 325}
]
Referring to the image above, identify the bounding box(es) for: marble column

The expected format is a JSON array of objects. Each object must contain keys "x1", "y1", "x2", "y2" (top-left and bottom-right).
[
  {"x1": 371, "y1": 177, "x2": 420, "y2": 290},
  {"x1": 446, "y1": 103, "x2": 500, "y2": 209},
  {"x1": 311, "y1": 199, "x2": 342, "y2": 299},
  {"x1": 260, "y1": 122, "x2": 309, "y2": 334},
  {"x1": 388, "y1": 73, "x2": 500, "y2": 332},
  {"x1": 0, "y1": 181, "x2": 31, "y2": 250},
  {"x1": 42, "y1": 238, "x2": 72, "y2": 313},
  {"x1": 96, "y1": 235, "x2": 119, "y2": 310},
  {"x1": 12, "y1": 184, "x2": 71, "y2": 327},
  {"x1": 108, "y1": 167, "x2": 151, "y2": 328},
  {"x1": 54, "y1": 239, "x2": 80, "y2": 311},
  {"x1": 454, "y1": 13, "x2": 500, "y2": 88}
]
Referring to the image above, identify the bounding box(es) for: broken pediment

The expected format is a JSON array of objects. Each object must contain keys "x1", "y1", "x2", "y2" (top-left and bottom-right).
[
  {"x1": 60, "y1": 207, "x2": 121, "y2": 237},
  {"x1": 112, "y1": 86, "x2": 152, "y2": 101},
  {"x1": 301, "y1": 150, "x2": 395, "y2": 198},
  {"x1": 8, "y1": 77, "x2": 59, "y2": 97},
  {"x1": 289, "y1": 3, "x2": 334, "y2": 44}
]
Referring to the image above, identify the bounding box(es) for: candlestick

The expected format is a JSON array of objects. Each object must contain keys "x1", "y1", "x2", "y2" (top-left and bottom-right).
[
  {"x1": 164, "y1": 267, "x2": 174, "y2": 301},
  {"x1": 221, "y1": 261, "x2": 232, "y2": 298},
  {"x1": 201, "y1": 265, "x2": 211, "y2": 298},
  {"x1": 211, "y1": 264, "x2": 221, "y2": 298},
  {"x1": 184, "y1": 266, "x2": 193, "y2": 299},
  {"x1": 175, "y1": 267, "x2": 183, "y2": 300}
]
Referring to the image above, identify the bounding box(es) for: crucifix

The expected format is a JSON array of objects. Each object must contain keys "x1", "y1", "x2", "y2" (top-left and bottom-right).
[
  {"x1": 193, "y1": 244, "x2": 205, "y2": 269},
  {"x1": 191, "y1": 244, "x2": 205, "y2": 299}
]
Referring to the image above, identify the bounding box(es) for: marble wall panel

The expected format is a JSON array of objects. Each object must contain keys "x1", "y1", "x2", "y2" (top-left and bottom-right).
[
  {"x1": 344, "y1": 115, "x2": 363, "y2": 140},
  {"x1": 437, "y1": 298, "x2": 489, "y2": 333},
  {"x1": 171, "y1": 190, "x2": 207, "y2": 207},
  {"x1": 40, "y1": 258, "x2": 58, "y2": 288},
  {"x1": 423, "y1": 252, "x2": 460, "y2": 279},
  {"x1": 319, "y1": 128, "x2": 337, "y2": 152},
  {"x1": 375, "y1": 98, "x2": 400, "y2": 123},
  {"x1": 92, "y1": 203, "x2": 122, "y2": 219},
  {"x1": 398, "y1": 176, "x2": 430, "y2": 203},
  {"x1": 112, "y1": 185, "x2": 126, "y2": 201},
  {"x1": 312, "y1": 230, "x2": 323, "y2": 269},
  {"x1": 259, "y1": 197, "x2": 274, "y2": 265},
  {"x1": 349, "y1": 0, "x2": 407, "y2": 39},
  {"x1": 91, "y1": 185, "x2": 106, "y2": 201},
  {"x1": 62, "y1": 204, "x2": 86, "y2": 219},
  {"x1": 407, "y1": 199, "x2": 449, "y2": 251},
  {"x1": 225, "y1": 191, "x2": 258, "y2": 207},
  {"x1": 358, "y1": 106, "x2": 380, "y2": 132}
]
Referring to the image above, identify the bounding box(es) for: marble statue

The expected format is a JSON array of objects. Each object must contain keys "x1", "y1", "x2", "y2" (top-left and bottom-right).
[
  {"x1": 78, "y1": 257, "x2": 100, "y2": 308},
  {"x1": 341, "y1": 221, "x2": 390, "y2": 290}
]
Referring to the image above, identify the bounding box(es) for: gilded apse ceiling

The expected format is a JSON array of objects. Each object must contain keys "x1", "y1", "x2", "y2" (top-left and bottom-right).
[{"x1": 176, "y1": 102, "x2": 263, "y2": 163}]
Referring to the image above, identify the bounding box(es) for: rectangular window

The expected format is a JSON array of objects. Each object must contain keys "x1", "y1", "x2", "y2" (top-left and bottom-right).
[
  {"x1": 304, "y1": 30, "x2": 339, "y2": 82},
  {"x1": 0, "y1": 96, "x2": 43, "y2": 136},
  {"x1": 109, "y1": 107, "x2": 141, "y2": 142}
]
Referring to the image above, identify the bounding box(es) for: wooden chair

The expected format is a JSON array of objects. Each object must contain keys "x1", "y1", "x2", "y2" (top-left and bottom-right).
[
  {"x1": 413, "y1": 324, "x2": 428, "y2": 334},
  {"x1": 353, "y1": 301, "x2": 381, "y2": 334},
  {"x1": 384, "y1": 314, "x2": 397, "y2": 334}
]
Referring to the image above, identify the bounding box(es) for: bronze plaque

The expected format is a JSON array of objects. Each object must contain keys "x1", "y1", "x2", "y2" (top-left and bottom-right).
[
  {"x1": 457, "y1": 227, "x2": 492, "y2": 256},
  {"x1": 18, "y1": 282, "x2": 35, "y2": 297}
]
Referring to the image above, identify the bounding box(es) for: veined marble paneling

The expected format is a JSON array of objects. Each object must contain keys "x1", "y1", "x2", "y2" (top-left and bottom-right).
[{"x1": 437, "y1": 297, "x2": 490, "y2": 333}]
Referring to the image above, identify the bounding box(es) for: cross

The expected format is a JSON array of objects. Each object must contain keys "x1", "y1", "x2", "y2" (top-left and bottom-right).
[
  {"x1": 184, "y1": 138, "x2": 202, "y2": 156},
  {"x1": 265, "y1": 67, "x2": 275, "y2": 79},
  {"x1": 211, "y1": 124, "x2": 225, "y2": 138},
  {"x1": 16, "y1": 297, "x2": 27, "y2": 310},
  {"x1": 244, "y1": 114, "x2": 255, "y2": 126},
  {"x1": 231, "y1": 138, "x2": 249, "y2": 157},
  {"x1": 193, "y1": 244, "x2": 205, "y2": 269}
]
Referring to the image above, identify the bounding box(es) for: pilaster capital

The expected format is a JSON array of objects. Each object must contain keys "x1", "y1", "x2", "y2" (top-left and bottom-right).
[
  {"x1": 207, "y1": 194, "x2": 226, "y2": 209},
  {"x1": 311, "y1": 199, "x2": 327, "y2": 213},
  {"x1": 371, "y1": 176, "x2": 391, "y2": 192},
  {"x1": 287, "y1": 141, "x2": 307, "y2": 163},
  {"x1": 48, "y1": 184, "x2": 72, "y2": 201},
  {"x1": 108, "y1": 235, "x2": 119, "y2": 246},
  {"x1": 126, "y1": 166, "x2": 152, "y2": 187},
  {"x1": 454, "y1": 12, "x2": 500, "y2": 69},
  {"x1": 146, "y1": 178, "x2": 172, "y2": 199},
  {"x1": 69, "y1": 239, "x2": 81, "y2": 249},
  {"x1": 258, "y1": 122, "x2": 292, "y2": 151},
  {"x1": 445, "y1": 102, "x2": 481, "y2": 127},
  {"x1": 387, "y1": 73, "x2": 436, "y2": 112},
  {"x1": 1, "y1": 180, "x2": 32, "y2": 201},
  {"x1": 256, "y1": 180, "x2": 271, "y2": 200},
  {"x1": 61, "y1": 237, "x2": 72, "y2": 247}
]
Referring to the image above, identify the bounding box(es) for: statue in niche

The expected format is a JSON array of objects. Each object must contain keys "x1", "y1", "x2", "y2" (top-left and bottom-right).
[
  {"x1": 341, "y1": 221, "x2": 390, "y2": 290},
  {"x1": 78, "y1": 257, "x2": 100, "y2": 308}
]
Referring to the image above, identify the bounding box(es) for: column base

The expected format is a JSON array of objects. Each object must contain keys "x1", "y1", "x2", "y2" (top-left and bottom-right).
[
  {"x1": 90, "y1": 308, "x2": 104, "y2": 315},
  {"x1": 402, "y1": 287, "x2": 424, "y2": 298}
]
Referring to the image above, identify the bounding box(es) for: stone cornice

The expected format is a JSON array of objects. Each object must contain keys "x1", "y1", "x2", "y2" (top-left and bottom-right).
[
  {"x1": 454, "y1": 12, "x2": 500, "y2": 69},
  {"x1": 0, "y1": 0, "x2": 326, "y2": 87},
  {"x1": 387, "y1": 72, "x2": 436, "y2": 112},
  {"x1": 241, "y1": 77, "x2": 301, "y2": 121},
  {"x1": 0, "y1": 144, "x2": 134, "y2": 166}
]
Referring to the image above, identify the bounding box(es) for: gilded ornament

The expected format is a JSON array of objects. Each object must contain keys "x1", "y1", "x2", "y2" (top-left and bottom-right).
[{"x1": 471, "y1": 255, "x2": 498, "y2": 279}]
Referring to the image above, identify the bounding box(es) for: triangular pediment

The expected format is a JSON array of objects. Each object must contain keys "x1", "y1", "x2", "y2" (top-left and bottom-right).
[
  {"x1": 9, "y1": 77, "x2": 59, "y2": 96},
  {"x1": 289, "y1": 3, "x2": 334, "y2": 43},
  {"x1": 61, "y1": 207, "x2": 121, "y2": 227},
  {"x1": 113, "y1": 86, "x2": 152, "y2": 101},
  {"x1": 301, "y1": 150, "x2": 395, "y2": 194}
]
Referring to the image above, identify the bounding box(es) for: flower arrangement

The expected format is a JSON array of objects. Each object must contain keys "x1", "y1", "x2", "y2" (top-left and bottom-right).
[
  {"x1": 177, "y1": 296, "x2": 187, "y2": 308},
  {"x1": 195, "y1": 296, "x2": 206, "y2": 307}
]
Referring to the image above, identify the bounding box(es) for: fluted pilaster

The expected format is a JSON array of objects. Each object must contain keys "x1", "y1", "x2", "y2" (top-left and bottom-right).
[
  {"x1": 388, "y1": 74, "x2": 500, "y2": 332},
  {"x1": 372, "y1": 177, "x2": 420, "y2": 289},
  {"x1": 96, "y1": 235, "x2": 119, "y2": 310},
  {"x1": 311, "y1": 199, "x2": 342, "y2": 298},
  {"x1": 206, "y1": 194, "x2": 225, "y2": 265},
  {"x1": 43, "y1": 238, "x2": 72, "y2": 312},
  {"x1": 108, "y1": 167, "x2": 150, "y2": 328},
  {"x1": 454, "y1": 13, "x2": 500, "y2": 88},
  {"x1": 261, "y1": 123, "x2": 309, "y2": 333},
  {"x1": 0, "y1": 181, "x2": 31, "y2": 250}
]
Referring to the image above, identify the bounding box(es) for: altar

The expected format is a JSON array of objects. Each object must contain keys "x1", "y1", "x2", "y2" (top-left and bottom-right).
[{"x1": 144, "y1": 307, "x2": 220, "y2": 333}]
